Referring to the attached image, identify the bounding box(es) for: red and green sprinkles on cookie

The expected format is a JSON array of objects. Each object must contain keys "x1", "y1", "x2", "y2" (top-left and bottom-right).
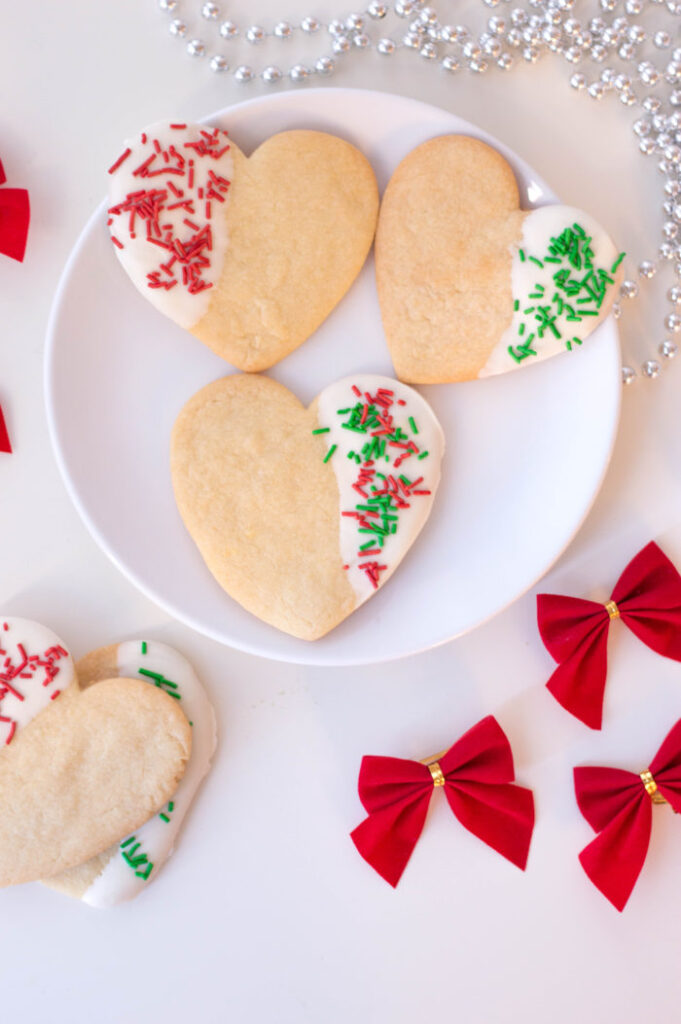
[
  {"x1": 107, "y1": 125, "x2": 231, "y2": 297},
  {"x1": 508, "y1": 224, "x2": 625, "y2": 364},
  {"x1": 0, "y1": 622, "x2": 68, "y2": 745},
  {"x1": 315, "y1": 384, "x2": 432, "y2": 591}
]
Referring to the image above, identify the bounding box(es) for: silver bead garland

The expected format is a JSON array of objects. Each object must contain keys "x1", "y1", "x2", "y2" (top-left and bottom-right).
[{"x1": 158, "y1": 0, "x2": 681, "y2": 386}]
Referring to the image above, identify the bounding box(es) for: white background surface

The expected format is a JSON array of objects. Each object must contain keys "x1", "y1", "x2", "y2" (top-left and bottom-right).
[{"x1": 2, "y1": 2, "x2": 681, "y2": 1022}]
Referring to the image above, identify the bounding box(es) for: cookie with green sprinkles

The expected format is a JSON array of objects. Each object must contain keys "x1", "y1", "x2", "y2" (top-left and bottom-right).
[
  {"x1": 376, "y1": 135, "x2": 625, "y2": 383},
  {"x1": 42, "y1": 640, "x2": 215, "y2": 908},
  {"x1": 170, "y1": 373, "x2": 445, "y2": 640}
]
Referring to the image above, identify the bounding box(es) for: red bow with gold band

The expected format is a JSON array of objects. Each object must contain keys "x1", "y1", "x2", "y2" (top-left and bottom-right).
[
  {"x1": 574, "y1": 718, "x2": 681, "y2": 911},
  {"x1": 0, "y1": 157, "x2": 30, "y2": 263},
  {"x1": 537, "y1": 542, "x2": 681, "y2": 729},
  {"x1": 350, "y1": 716, "x2": 535, "y2": 887}
]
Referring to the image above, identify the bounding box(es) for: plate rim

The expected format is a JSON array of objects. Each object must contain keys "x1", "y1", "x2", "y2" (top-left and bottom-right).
[{"x1": 44, "y1": 86, "x2": 622, "y2": 666}]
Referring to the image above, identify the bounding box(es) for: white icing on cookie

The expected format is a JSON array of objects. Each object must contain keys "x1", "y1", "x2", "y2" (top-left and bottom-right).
[
  {"x1": 479, "y1": 205, "x2": 624, "y2": 378},
  {"x1": 315, "y1": 375, "x2": 444, "y2": 605},
  {"x1": 107, "y1": 120, "x2": 233, "y2": 329},
  {"x1": 81, "y1": 640, "x2": 216, "y2": 908},
  {"x1": 0, "y1": 618, "x2": 74, "y2": 745}
]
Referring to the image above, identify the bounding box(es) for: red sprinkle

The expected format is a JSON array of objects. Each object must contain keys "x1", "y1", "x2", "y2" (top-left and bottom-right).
[{"x1": 108, "y1": 148, "x2": 132, "y2": 175}]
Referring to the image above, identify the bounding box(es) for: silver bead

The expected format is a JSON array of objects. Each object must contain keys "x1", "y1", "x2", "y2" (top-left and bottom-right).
[
  {"x1": 570, "y1": 72, "x2": 587, "y2": 88},
  {"x1": 511, "y1": 7, "x2": 528, "y2": 26},
  {"x1": 622, "y1": 365, "x2": 637, "y2": 384},
  {"x1": 209, "y1": 54, "x2": 228, "y2": 72},
  {"x1": 234, "y1": 65, "x2": 254, "y2": 83},
  {"x1": 600, "y1": 0, "x2": 618, "y2": 10},
  {"x1": 261, "y1": 65, "x2": 283, "y2": 84},
  {"x1": 507, "y1": 29, "x2": 523, "y2": 47},
  {"x1": 328, "y1": 19, "x2": 345, "y2": 35},
  {"x1": 620, "y1": 279, "x2": 639, "y2": 298},
  {"x1": 290, "y1": 64, "x2": 311, "y2": 82},
  {"x1": 589, "y1": 15, "x2": 606, "y2": 32},
  {"x1": 407, "y1": 17, "x2": 427, "y2": 36},
  {"x1": 666, "y1": 146, "x2": 681, "y2": 165},
  {"x1": 346, "y1": 13, "x2": 365, "y2": 31},
  {"x1": 470, "y1": 58, "x2": 489, "y2": 73},
  {"x1": 665, "y1": 313, "x2": 681, "y2": 331},
  {"x1": 315, "y1": 55, "x2": 336, "y2": 74},
  {"x1": 638, "y1": 62, "x2": 660, "y2": 86},
  {"x1": 333, "y1": 35, "x2": 352, "y2": 52},
  {"x1": 463, "y1": 41, "x2": 482, "y2": 60},
  {"x1": 655, "y1": 29, "x2": 671, "y2": 47},
  {"x1": 660, "y1": 241, "x2": 676, "y2": 259},
  {"x1": 488, "y1": 15, "x2": 506, "y2": 34},
  {"x1": 274, "y1": 21, "x2": 293, "y2": 39},
  {"x1": 671, "y1": 90, "x2": 681, "y2": 107},
  {"x1": 591, "y1": 43, "x2": 607, "y2": 62},
  {"x1": 395, "y1": 0, "x2": 416, "y2": 15},
  {"x1": 628, "y1": 24, "x2": 646, "y2": 44},
  {"x1": 660, "y1": 339, "x2": 678, "y2": 357},
  {"x1": 588, "y1": 81, "x2": 606, "y2": 98},
  {"x1": 159, "y1": 0, "x2": 178, "y2": 10},
  {"x1": 169, "y1": 18, "x2": 187, "y2": 36},
  {"x1": 666, "y1": 61, "x2": 681, "y2": 83},
  {"x1": 420, "y1": 42, "x2": 438, "y2": 59},
  {"x1": 354, "y1": 32, "x2": 371, "y2": 47},
  {"x1": 620, "y1": 90, "x2": 637, "y2": 106},
  {"x1": 301, "y1": 17, "x2": 320, "y2": 33},
  {"x1": 442, "y1": 24, "x2": 468, "y2": 42},
  {"x1": 368, "y1": 2, "x2": 388, "y2": 18},
  {"x1": 186, "y1": 38, "x2": 205, "y2": 57},
  {"x1": 523, "y1": 46, "x2": 540, "y2": 64},
  {"x1": 419, "y1": 6, "x2": 438, "y2": 23},
  {"x1": 619, "y1": 42, "x2": 635, "y2": 60},
  {"x1": 669, "y1": 285, "x2": 681, "y2": 303},
  {"x1": 642, "y1": 359, "x2": 661, "y2": 378},
  {"x1": 601, "y1": 67, "x2": 617, "y2": 86},
  {"x1": 484, "y1": 37, "x2": 502, "y2": 57},
  {"x1": 668, "y1": 0, "x2": 681, "y2": 12},
  {"x1": 640, "y1": 138, "x2": 657, "y2": 155},
  {"x1": 377, "y1": 37, "x2": 397, "y2": 54},
  {"x1": 441, "y1": 54, "x2": 460, "y2": 72},
  {"x1": 614, "y1": 72, "x2": 630, "y2": 90},
  {"x1": 639, "y1": 259, "x2": 657, "y2": 278},
  {"x1": 246, "y1": 25, "x2": 266, "y2": 44},
  {"x1": 613, "y1": 302, "x2": 622, "y2": 319},
  {"x1": 633, "y1": 118, "x2": 651, "y2": 136},
  {"x1": 625, "y1": 0, "x2": 643, "y2": 11},
  {"x1": 667, "y1": 179, "x2": 681, "y2": 195},
  {"x1": 403, "y1": 31, "x2": 421, "y2": 47},
  {"x1": 201, "y1": 2, "x2": 219, "y2": 19},
  {"x1": 564, "y1": 47, "x2": 582, "y2": 64},
  {"x1": 498, "y1": 52, "x2": 514, "y2": 69},
  {"x1": 644, "y1": 96, "x2": 663, "y2": 113},
  {"x1": 219, "y1": 20, "x2": 238, "y2": 38}
]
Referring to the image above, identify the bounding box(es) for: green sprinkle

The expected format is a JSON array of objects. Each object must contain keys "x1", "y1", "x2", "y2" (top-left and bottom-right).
[
  {"x1": 138, "y1": 668, "x2": 164, "y2": 682},
  {"x1": 336, "y1": 407, "x2": 351, "y2": 414},
  {"x1": 311, "y1": 427, "x2": 330, "y2": 435},
  {"x1": 519, "y1": 249, "x2": 526, "y2": 262},
  {"x1": 168, "y1": 802, "x2": 174, "y2": 812},
  {"x1": 528, "y1": 256, "x2": 544, "y2": 269},
  {"x1": 514, "y1": 299, "x2": 519, "y2": 311},
  {"x1": 120, "y1": 836, "x2": 135, "y2": 849},
  {"x1": 323, "y1": 444, "x2": 338, "y2": 463},
  {"x1": 136, "y1": 863, "x2": 153, "y2": 881},
  {"x1": 189, "y1": 721, "x2": 193, "y2": 726},
  {"x1": 159, "y1": 813, "x2": 170, "y2": 823},
  {"x1": 165, "y1": 690, "x2": 181, "y2": 700},
  {"x1": 518, "y1": 323, "x2": 525, "y2": 336},
  {"x1": 544, "y1": 256, "x2": 561, "y2": 264},
  {"x1": 408, "y1": 416, "x2": 418, "y2": 434},
  {"x1": 417, "y1": 451, "x2": 429, "y2": 460},
  {"x1": 611, "y1": 252, "x2": 625, "y2": 274},
  {"x1": 141, "y1": 641, "x2": 147, "y2": 655}
]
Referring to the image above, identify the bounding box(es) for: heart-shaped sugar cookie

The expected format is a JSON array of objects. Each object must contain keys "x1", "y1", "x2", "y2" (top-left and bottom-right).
[
  {"x1": 0, "y1": 619, "x2": 191, "y2": 886},
  {"x1": 375, "y1": 135, "x2": 624, "y2": 383},
  {"x1": 43, "y1": 639, "x2": 216, "y2": 907},
  {"x1": 108, "y1": 121, "x2": 379, "y2": 371},
  {"x1": 171, "y1": 374, "x2": 444, "y2": 641}
]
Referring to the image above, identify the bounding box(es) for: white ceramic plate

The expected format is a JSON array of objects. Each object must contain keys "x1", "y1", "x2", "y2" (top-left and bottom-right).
[{"x1": 45, "y1": 88, "x2": 621, "y2": 666}]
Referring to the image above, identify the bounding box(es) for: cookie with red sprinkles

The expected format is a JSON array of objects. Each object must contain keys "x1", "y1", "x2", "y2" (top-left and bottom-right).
[
  {"x1": 107, "y1": 121, "x2": 379, "y2": 371},
  {"x1": 170, "y1": 374, "x2": 444, "y2": 641}
]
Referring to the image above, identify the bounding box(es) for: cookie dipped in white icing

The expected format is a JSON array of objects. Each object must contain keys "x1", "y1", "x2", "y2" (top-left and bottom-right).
[
  {"x1": 0, "y1": 618, "x2": 74, "y2": 745},
  {"x1": 314, "y1": 375, "x2": 445, "y2": 606},
  {"x1": 479, "y1": 206, "x2": 625, "y2": 378},
  {"x1": 41, "y1": 640, "x2": 216, "y2": 908},
  {"x1": 107, "y1": 120, "x2": 233, "y2": 329}
]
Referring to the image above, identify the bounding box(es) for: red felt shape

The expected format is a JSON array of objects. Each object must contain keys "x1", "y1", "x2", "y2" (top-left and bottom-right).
[
  {"x1": 0, "y1": 188, "x2": 30, "y2": 263},
  {"x1": 0, "y1": 159, "x2": 5, "y2": 187},
  {"x1": 537, "y1": 542, "x2": 681, "y2": 729},
  {"x1": 0, "y1": 405, "x2": 10, "y2": 454},
  {"x1": 574, "y1": 718, "x2": 681, "y2": 911},
  {"x1": 350, "y1": 716, "x2": 535, "y2": 887}
]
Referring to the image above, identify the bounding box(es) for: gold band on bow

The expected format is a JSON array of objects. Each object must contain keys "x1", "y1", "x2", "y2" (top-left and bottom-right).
[
  {"x1": 604, "y1": 599, "x2": 620, "y2": 620},
  {"x1": 639, "y1": 768, "x2": 668, "y2": 805},
  {"x1": 421, "y1": 749, "x2": 447, "y2": 787}
]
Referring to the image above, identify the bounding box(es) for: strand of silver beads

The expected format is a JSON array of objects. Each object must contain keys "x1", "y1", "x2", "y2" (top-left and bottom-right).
[{"x1": 158, "y1": 0, "x2": 681, "y2": 385}]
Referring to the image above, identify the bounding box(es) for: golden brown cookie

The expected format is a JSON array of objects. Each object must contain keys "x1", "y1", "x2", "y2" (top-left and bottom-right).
[
  {"x1": 107, "y1": 121, "x2": 379, "y2": 371},
  {"x1": 375, "y1": 135, "x2": 624, "y2": 383},
  {"x1": 171, "y1": 373, "x2": 445, "y2": 640}
]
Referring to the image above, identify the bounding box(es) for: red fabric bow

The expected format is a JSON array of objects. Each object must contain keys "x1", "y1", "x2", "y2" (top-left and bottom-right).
[
  {"x1": 537, "y1": 542, "x2": 681, "y2": 729},
  {"x1": 574, "y1": 718, "x2": 681, "y2": 911},
  {"x1": 0, "y1": 157, "x2": 30, "y2": 263},
  {"x1": 350, "y1": 716, "x2": 535, "y2": 887}
]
